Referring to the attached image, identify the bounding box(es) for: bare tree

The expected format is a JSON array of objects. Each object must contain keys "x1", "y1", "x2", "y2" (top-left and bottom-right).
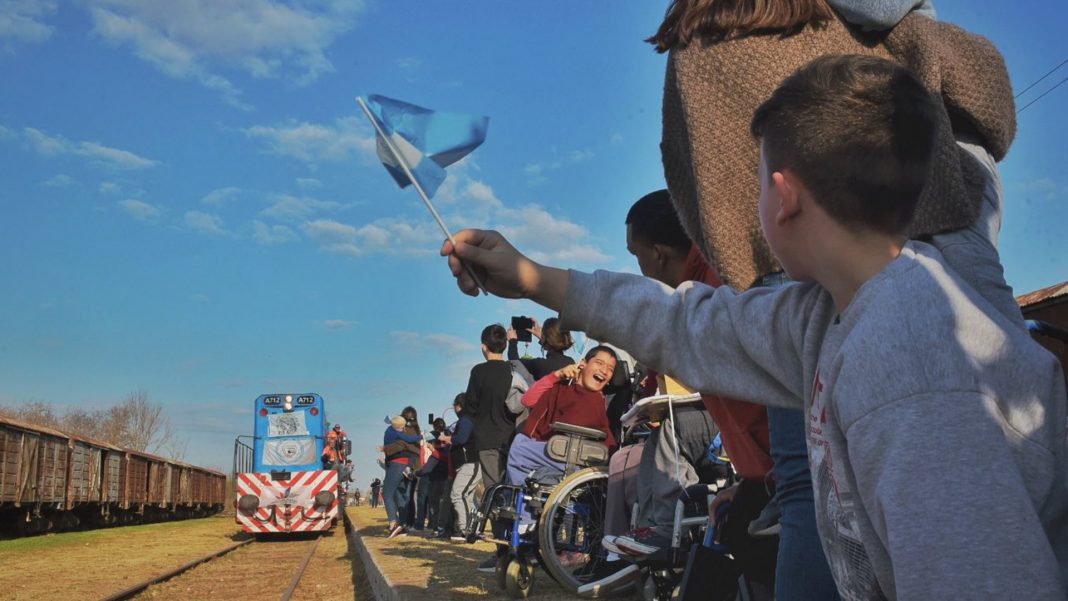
[{"x1": 0, "y1": 391, "x2": 188, "y2": 460}]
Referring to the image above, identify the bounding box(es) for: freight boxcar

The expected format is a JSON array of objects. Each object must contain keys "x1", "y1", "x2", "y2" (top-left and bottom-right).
[
  {"x1": 0, "y1": 415, "x2": 224, "y2": 536},
  {"x1": 0, "y1": 416, "x2": 70, "y2": 534}
]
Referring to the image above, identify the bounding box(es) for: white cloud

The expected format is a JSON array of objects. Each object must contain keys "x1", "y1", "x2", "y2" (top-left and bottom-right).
[
  {"x1": 42, "y1": 174, "x2": 74, "y2": 188},
  {"x1": 465, "y1": 180, "x2": 502, "y2": 209},
  {"x1": 296, "y1": 177, "x2": 322, "y2": 189},
  {"x1": 496, "y1": 205, "x2": 610, "y2": 265},
  {"x1": 0, "y1": 123, "x2": 15, "y2": 139},
  {"x1": 261, "y1": 194, "x2": 345, "y2": 220},
  {"x1": 0, "y1": 1, "x2": 57, "y2": 51},
  {"x1": 246, "y1": 116, "x2": 375, "y2": 163},
  {"x1": 302, "y1": 217, "x2": 440, "y2": 257},
  {"x1": 201, "y1": 186, "x2": 242, "y2": 205},
  {"x1": 85, "y1": 0, "x2": 366, "y2": 108},
  {"x1": 252, "y1": 220, "x2": 297, "y2": 245},
  {"x1": 396, "y1": 56, "x2": 422, "y2": 70},
  {"x1": 99, "y1": 181, "x2": 121, "y2": 195},
  {"x1": 118, "y1": 198, "x2": 161, "y2": 221},
  {"x1": 22, "y1": 127, "x2": 158, "y2": 169},
  {"x1": 391, "y1": 331, "x2": 475, "y2": 357},
  {"x1": 524, "y1": 147, "x2": 595, "y2": 178},
  {"x1": 609, "y1": 133, "x2": 624, "y2": 145},
  {"x1": 191, "y1": 293, "x2": 209, "y2": 303},
  {"x1": 184, "y1": 210, "x2": 228, "y2": 236},
  {"x1": 1015, "y1": 177, "x2": 1064, "y2": 202},
  {"x1": 324, "y1": 319, "x2": 356, "y2": 330}
]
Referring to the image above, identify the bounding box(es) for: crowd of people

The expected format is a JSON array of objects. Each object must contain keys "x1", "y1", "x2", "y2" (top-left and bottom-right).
[{"x1": 358, "y1": 1, "x2": 1067, "y2": 599}]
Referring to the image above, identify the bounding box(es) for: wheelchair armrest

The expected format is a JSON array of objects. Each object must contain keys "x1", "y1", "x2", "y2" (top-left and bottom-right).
[{"x1": 550, "y1": 421, "x2": 607, "y2": 441}]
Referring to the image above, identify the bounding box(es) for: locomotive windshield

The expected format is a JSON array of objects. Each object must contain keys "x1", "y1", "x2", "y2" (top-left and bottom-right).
[{"x1": 252, "y1": 393, "x2": 325, "y2": 472}]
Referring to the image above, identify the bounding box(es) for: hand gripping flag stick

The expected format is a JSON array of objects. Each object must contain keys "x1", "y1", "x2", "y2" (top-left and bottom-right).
[{"x1": 357, "y1": 96, "x2": 488, "y2": 295}]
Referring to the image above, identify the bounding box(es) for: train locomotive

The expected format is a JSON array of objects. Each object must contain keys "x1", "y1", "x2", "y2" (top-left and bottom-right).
[{"x1": 233, "y1": 393, "x2": 347, "y2": 534}]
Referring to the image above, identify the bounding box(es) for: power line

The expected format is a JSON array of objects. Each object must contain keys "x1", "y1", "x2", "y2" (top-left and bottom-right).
[
  {"x1": 1015, "y1": 58, "x2": 1068, "y2": 99},
  {"x1": 1017, "y1": 76, "x2": 1068, "y2": 114}
]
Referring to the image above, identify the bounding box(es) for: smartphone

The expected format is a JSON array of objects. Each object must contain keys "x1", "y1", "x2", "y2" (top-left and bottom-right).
[
  {"x1": 428, "y1": 413, "x2": 435, "y2": 425},
  {"x1": 511, "y1": 316, "x2": 535, "y2": 342}
]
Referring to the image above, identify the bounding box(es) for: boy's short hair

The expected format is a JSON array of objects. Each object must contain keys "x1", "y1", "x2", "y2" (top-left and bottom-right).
[
  {"x1": 625, "y1": 189, "x2": 691, "y2": 252},
  {"x1": 481, "y1": 323, "x2": 508, "y2": 353},
  {"x1": 453, "y1": 392, "x2": 465, "y2": 409},
  {"x1": 390, "y1": 416, "x2": 406, "y2": 428},
  {"x1": 584, "y1": 345, "x2": 619, "y2": 363},
  {"x1": 750, "y1": 54, "x2": 939, "y2": 235}
]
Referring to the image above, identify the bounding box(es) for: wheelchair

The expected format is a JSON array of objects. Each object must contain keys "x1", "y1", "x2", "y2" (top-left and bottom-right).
[
  {"x1": 622, "y1": 440, "x2": 737, "y2": 601},
  {"x1": 469, "y1": 422, "x2": 612, "y2": 598}
]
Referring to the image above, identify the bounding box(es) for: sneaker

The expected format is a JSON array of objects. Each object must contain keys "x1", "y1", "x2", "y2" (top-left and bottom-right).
[
  {"x1": 476, "y1": 555, "x2": 499, "y2": 573},
  {"x1": 575, "y1": 560, "x2": 640, "y2": 594},
  {"x1": 387, "y1": 524, "x2": 407, "y2": 539},
  {"x1": 613, "y1": 527, "x2": 670, "y2": 556},
  {"x1": 748, "y1": 497, "x2": 782, "y2": 538},
  {"x1": 601, "y1": 535, "x2": 628, "y2": 557},
  {"x1": 450, "y1": 534, "x2": 468, "y2": 542}
]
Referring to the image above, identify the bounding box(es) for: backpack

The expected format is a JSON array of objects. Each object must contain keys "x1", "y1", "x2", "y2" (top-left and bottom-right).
[{"x1": 505, "y1": 360, "x2": 534, "y2": 429}]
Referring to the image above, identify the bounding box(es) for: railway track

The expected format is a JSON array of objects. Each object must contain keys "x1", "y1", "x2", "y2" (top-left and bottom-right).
[{"x1": 103, "y1": 524, "x2": 338, "y2": 601}]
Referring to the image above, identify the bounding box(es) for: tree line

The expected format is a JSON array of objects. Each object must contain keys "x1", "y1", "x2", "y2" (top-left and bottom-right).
[{"x1": 0, "y1": 390, "x2": 187, "y2": 460}]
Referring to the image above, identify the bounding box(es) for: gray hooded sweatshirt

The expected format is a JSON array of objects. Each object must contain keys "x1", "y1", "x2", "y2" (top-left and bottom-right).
[{"x1": 562, "y1": 241, "x2": 1067, "y2": 600}]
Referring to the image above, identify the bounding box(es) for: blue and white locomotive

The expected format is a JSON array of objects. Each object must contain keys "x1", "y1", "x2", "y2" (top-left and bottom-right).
[{"x1": 233, "y1": 393, "x2": 344, "y2": 533}]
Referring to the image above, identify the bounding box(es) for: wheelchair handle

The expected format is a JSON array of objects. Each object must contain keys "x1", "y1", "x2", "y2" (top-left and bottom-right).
[{"x1": 678, "y1": 483, "x2": 719, "y2": 503}]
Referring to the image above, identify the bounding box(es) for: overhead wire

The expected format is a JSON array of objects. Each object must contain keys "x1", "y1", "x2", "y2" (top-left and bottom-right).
[
  {"x1": 1017, "y1": 76, "x2": 1068, "y2": 114},
  {"x1": 1015, "y1": 58, "x2": 1068, "y2": 99}
]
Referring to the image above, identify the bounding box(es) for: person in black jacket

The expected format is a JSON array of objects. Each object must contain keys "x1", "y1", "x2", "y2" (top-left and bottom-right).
[
  {"x1": 507, "y1": 316, "x2": 576, "y2": 381},
  {"x1": 464, "y1": 323, "x2": 516, "y2": 571}
]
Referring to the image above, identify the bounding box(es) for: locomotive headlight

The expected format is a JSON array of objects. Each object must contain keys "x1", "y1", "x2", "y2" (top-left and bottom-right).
[
  {"x1": 314, "y1": 491, "x2": 335, "y2": 507},
  {"x1": 238, "y1": 494, "x2": 260, "y2": 513},
  {"x1": 284, "y1": 395, "x2": 293, "y2": 411}
]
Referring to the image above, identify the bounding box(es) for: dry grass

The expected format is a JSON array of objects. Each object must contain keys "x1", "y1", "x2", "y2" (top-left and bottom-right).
[
  {"x1": 348, "y1": 504, "x2": 626, "y2": 600},
  {"x1": 0, "y1": 515, "x2": 243, "y2": 600}
]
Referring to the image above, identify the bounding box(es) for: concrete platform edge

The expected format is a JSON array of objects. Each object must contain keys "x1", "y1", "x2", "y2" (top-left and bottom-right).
[{"x1": 346, "y1": 512, "x2": 402, "y2": 601}]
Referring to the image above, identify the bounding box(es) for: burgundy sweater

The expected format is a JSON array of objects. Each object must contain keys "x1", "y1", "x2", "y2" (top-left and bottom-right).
[{"x1": 522, "y1": 373, "x2": 616, "y2": 449}]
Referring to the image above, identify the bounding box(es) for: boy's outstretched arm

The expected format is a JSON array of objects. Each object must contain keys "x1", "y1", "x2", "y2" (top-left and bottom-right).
[{"x1": 440, "y1": 229, "x2": 570, "y2": 310}]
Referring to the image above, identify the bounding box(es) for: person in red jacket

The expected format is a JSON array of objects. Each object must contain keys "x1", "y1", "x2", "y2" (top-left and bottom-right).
[{"x1": 505, "y1": 345, "x2": 618, "y2": 486}]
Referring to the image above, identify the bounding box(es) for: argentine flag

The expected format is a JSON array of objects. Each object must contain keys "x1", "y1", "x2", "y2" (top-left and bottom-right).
[{"x1": 364, "y1": 94, "x2": 489, "y2": 198}]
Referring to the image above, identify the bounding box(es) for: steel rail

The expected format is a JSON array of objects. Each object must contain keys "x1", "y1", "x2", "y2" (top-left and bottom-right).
[
  {"x1": 279, "y1": 534, "x2": 324, "y2": 601},
  {"x1": 99, "y1": 538, "x2": 253, "y2": 601}
]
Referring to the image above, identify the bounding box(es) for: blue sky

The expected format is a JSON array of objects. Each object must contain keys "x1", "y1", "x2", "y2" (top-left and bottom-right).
[{"x1": 1, "y1": 1, "x2": 1065, "y2": 478}]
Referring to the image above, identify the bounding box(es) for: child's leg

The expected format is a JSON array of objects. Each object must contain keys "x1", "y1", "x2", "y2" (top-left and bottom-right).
[{"x1": 604, "y1": 441, "x2": 645, "y2": 537}]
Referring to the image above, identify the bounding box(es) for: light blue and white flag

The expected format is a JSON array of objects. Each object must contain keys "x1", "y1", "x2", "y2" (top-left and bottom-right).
[{"x1": 363, "y1": 94, "x2": 489, "y2": 198}]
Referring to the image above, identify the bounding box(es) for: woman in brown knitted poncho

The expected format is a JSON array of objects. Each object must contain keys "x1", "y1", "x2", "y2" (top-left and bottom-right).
[{"x1": 648, "y1": 1, "x2": 1020, "y2": 600}]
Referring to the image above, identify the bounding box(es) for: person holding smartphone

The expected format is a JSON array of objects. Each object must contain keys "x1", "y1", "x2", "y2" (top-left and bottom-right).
[{"x1": 507, "y1": 316, "x2": 576, "y2": 381}]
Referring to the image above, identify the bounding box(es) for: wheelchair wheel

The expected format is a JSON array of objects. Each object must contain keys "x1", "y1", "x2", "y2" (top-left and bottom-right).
[
  {"x1": 505, "y1": 558, "x2": 535, "y2": 598},
  {"x1": 537, "y1": 465, "x2": 610, "y2": 594}
]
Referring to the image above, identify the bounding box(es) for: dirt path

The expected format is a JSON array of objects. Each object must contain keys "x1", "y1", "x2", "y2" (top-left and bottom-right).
[
  {"x1": 348, "y1": 504, "x2": 616, "y2": 600},
  {"x1": 133, "y1": 526, "x2": 355, "y2": 601}
]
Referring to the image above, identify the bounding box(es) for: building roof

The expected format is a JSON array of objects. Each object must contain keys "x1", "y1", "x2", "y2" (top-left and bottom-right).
[{"x1": 1017, "y1": 280, "x2": 1068, "y2": 308}]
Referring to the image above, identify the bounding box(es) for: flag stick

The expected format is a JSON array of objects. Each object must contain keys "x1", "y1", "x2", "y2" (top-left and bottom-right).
[{"x1": 357, "y1": 96, "x2": 488, "y2": 296}]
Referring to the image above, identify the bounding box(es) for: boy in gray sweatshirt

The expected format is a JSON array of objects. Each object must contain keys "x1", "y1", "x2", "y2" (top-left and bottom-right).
[{"x1": 440, "y1": 55, "x2": 1067, "y2": 600}]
